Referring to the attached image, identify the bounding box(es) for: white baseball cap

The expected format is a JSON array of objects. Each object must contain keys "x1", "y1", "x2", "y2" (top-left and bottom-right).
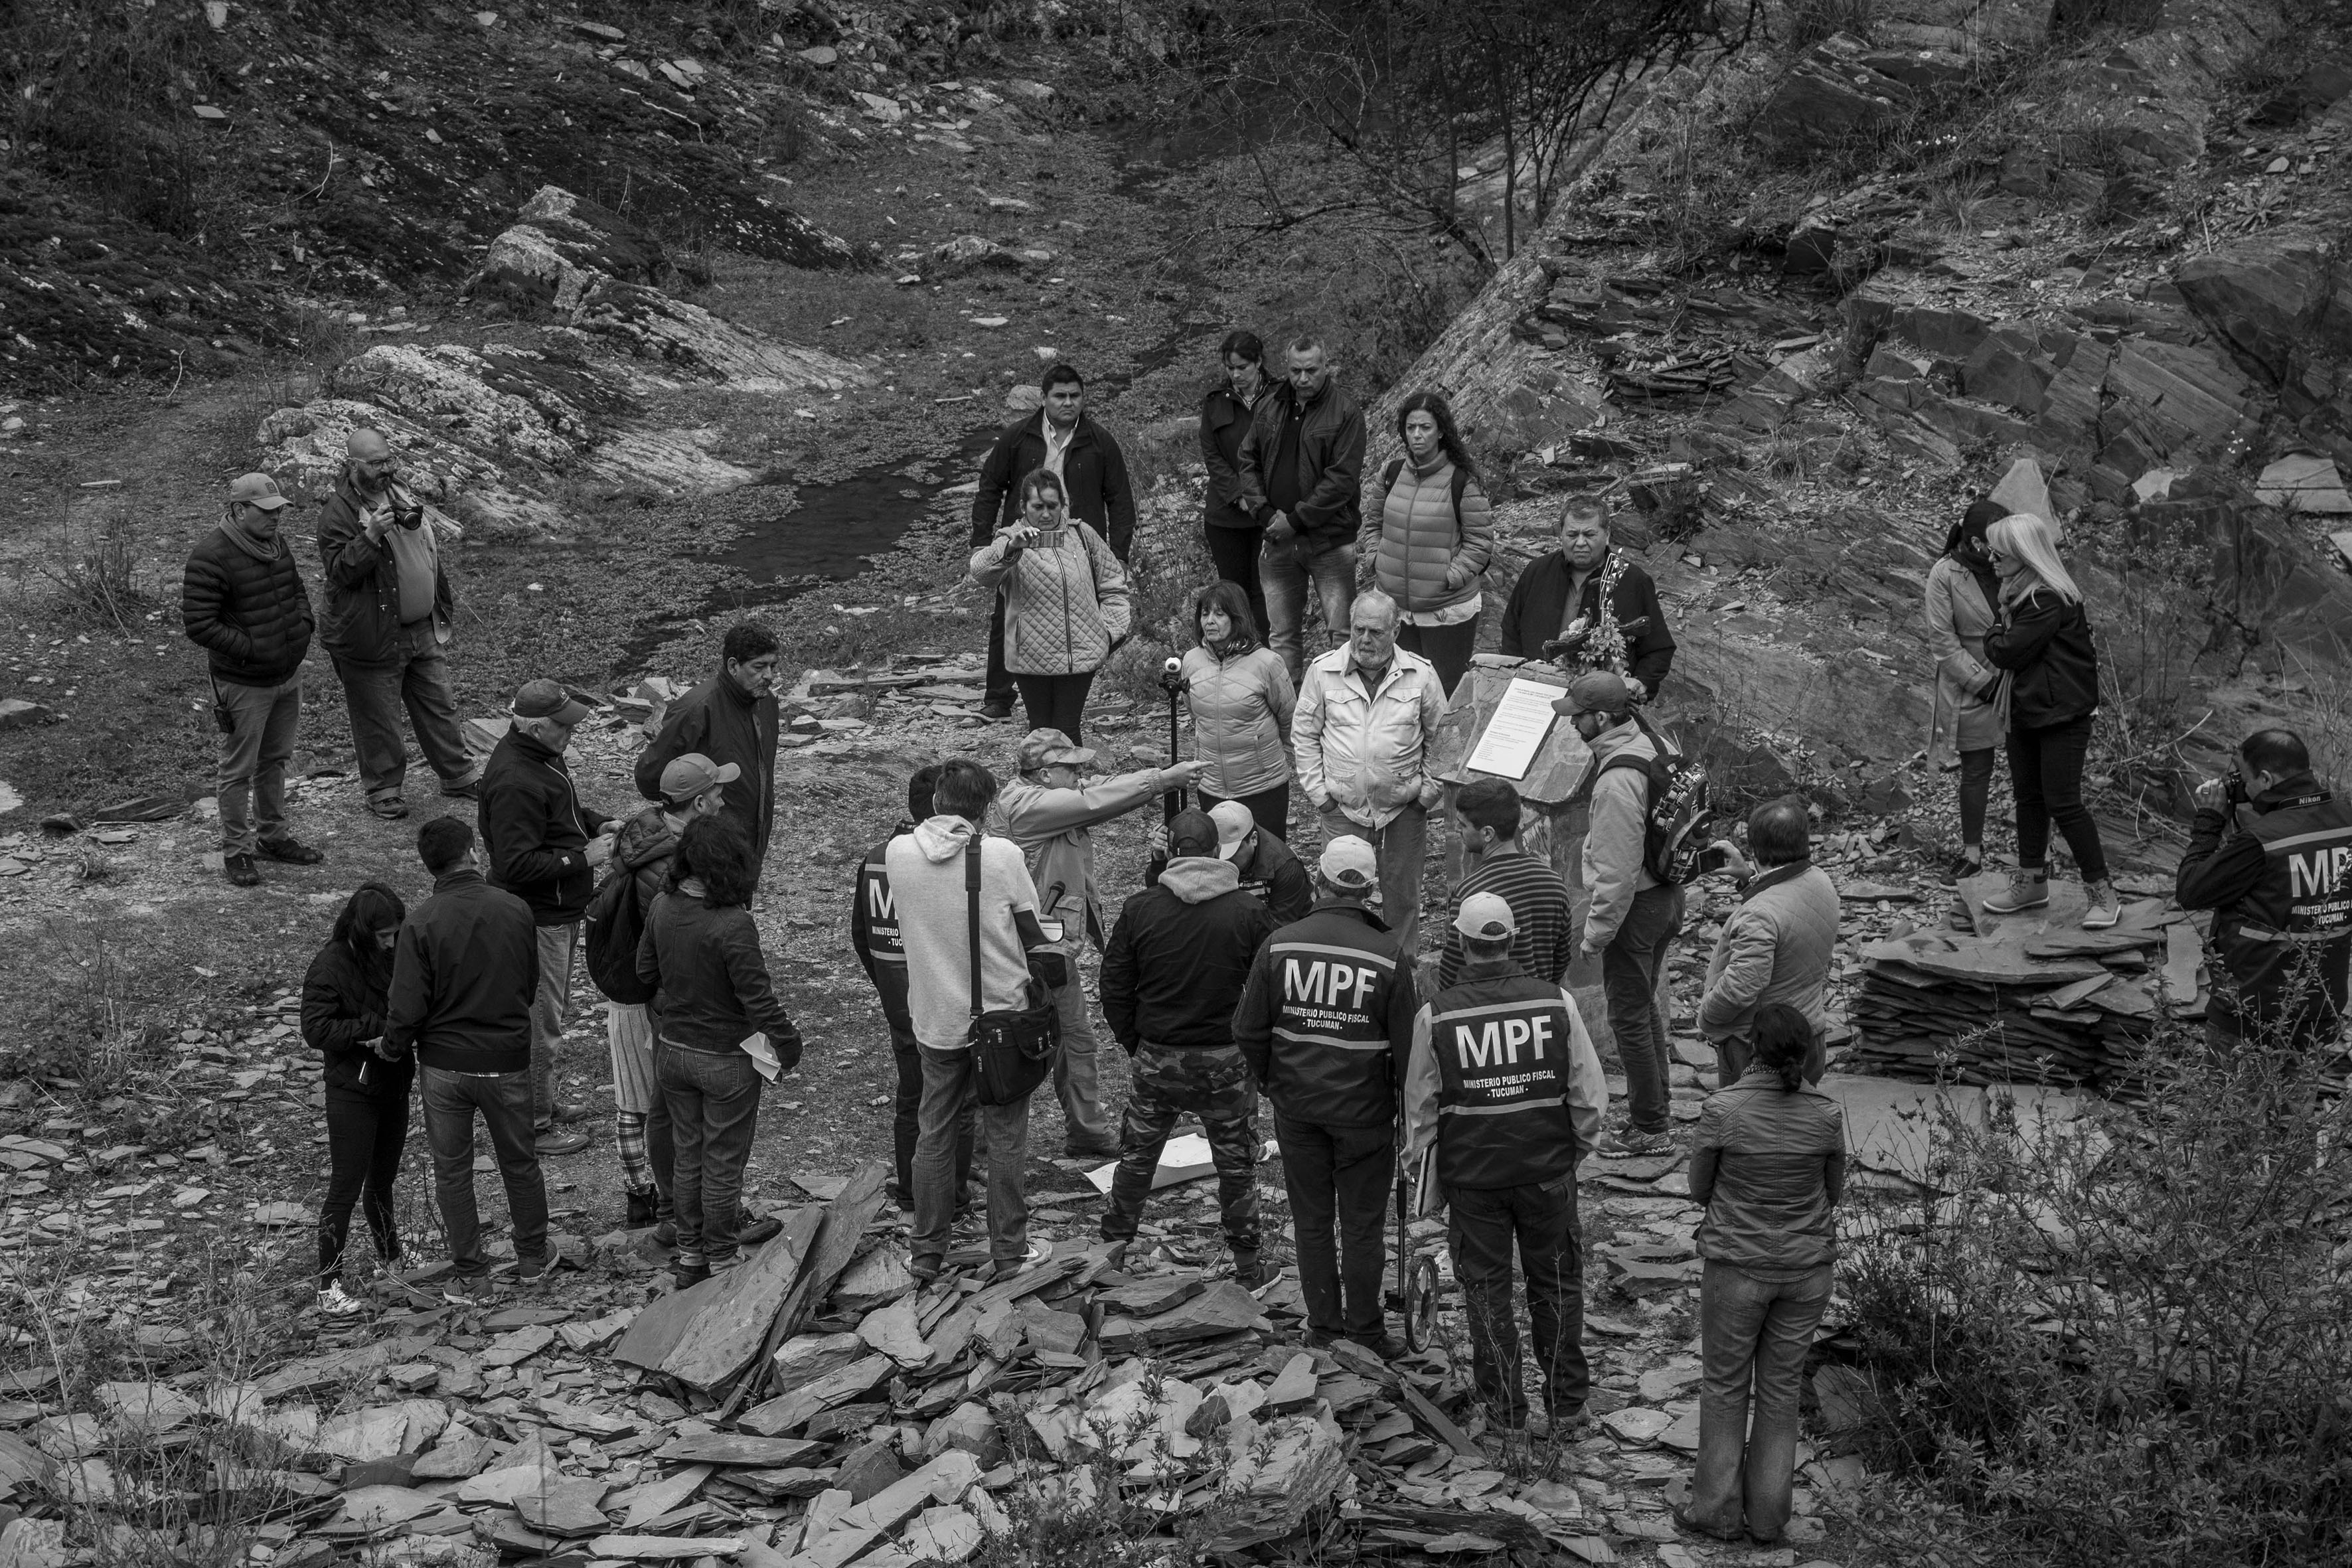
[{"x1": 1208, "y1": 800, "x2": 1255, "y2": 861}]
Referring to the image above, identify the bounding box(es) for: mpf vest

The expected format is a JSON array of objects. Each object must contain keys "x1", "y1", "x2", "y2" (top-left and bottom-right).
[
  {"x1": 1428, "y1": 971, "x2": 1582, "y2": 1190},
  {"x1": 2217, "y1": 789, "x2": 2352, "y2": 1013}
]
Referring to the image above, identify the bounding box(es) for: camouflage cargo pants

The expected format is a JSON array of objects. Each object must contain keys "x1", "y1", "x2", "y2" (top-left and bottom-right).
[{"x1": 1100, "y1": 1042, "x2": 1260, "y2": 1256}]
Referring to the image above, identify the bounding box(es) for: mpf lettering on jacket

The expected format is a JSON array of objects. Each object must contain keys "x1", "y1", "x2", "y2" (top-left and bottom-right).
[
  {"x1": 1283, "y1": 957, "x2": 1377, "y2": 1010},
  {"x1": 864, "y1": 876, "x2": 900, "y2": 943},
  {"x1": 2288, "y1": 846, "x2": 2352, "y2": 900},
  {"x1": 1452, "y1": 1014, "x2": 1555, "y2": 1069}
]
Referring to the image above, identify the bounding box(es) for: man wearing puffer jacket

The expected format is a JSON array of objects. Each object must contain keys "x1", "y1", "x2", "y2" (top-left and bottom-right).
[
  {"x1": 996, "y1": 730, "x2": 1200, "y2": 1156},
  {"x1": 1294, "y1": 589, "x2": 1447, "y2": 959},
  {"x1": 1097, "y1": 809, "x2": 1279, "y2": 1283}
]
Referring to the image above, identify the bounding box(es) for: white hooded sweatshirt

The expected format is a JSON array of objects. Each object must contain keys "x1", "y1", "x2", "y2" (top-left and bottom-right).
[{"x1": 884, "y1": 815, "x2": 1043, "y2": 1051}]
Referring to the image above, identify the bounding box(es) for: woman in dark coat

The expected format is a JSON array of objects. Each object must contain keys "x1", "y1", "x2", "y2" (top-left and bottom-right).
[{"x1": 301, "y1": 880, "x2": 411, "y2": 1318}]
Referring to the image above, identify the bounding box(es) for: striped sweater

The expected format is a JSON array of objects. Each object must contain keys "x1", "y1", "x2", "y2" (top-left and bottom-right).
[{"x1": 1437, "y1": 848, "x2": 1576, "y2": 988}]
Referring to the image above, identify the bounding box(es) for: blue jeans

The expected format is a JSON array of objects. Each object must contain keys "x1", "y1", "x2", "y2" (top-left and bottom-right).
[
  {"x1": 1260, "y1": 535, "x2": 1356, "y2": 682},
  {"x1": 1604, "y1": 884, "x2": 1684, "y2": 1133},
  {"x1": 1052, "y1": 971, "x2": 1111, "y2": 1151},
  {"x1": 1691, "y1": 1260, "x2": 1833, "y2": 1543},
  {"x1": 657, "y1": 1040, "x2": 763, "y2": 1267},
  {"x1": 419, "y1": 1066, "x2": 548, "y2": 1277},
  {"x1": 332, "y1": 621, "x2": 479, "y2": 804},
  {"x1": 530, "y1": 923, "x2": 576, "y2": 1133},
  {"x1": 912, "y1": 1043, "x2": 1032, "y2": 1273}
]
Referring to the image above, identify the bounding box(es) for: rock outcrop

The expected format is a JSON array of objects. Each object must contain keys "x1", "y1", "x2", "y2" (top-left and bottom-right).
[{"x1": 258, "y1": 188, "x2": 862, "y2": 532}]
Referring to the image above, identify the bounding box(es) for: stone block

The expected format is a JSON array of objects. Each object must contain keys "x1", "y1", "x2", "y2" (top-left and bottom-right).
[
  {"x1": 2175, "y1": 238, "x2": 2337, "y2": 388},
  {"x1": 1755, "y1": 34, "x2": 1916, "y2": 149},
  {"x1": 1961, "y1": 329, "x2": 2052, "y2": 414},
  {"x1": 1888, "y1": 303, "x2": 1994, "y2": 360}
]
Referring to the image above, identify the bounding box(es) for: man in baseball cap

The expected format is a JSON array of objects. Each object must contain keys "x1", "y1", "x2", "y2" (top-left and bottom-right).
[
  {"x1": 1403, "y1": 868, "x2": 1607, "y2": 1435},
  {"x1": 660, "y1": 753, "x2": 742, "y2": 805},
  {"x1": 478, "y1": 676, "x2": 615, "y2": 1156},
  {"x1": 1555, "y1": 666, "x2": 1683, "y2": 1160},
  {"x1": 182, "y1": 469, "x2": 318, "y2": 886},
  {"x1": 1232, "y1": 825, "x2": 1417, "y2": 1355},
  {"x1": 998, "y1": 728, "x2": 1200, "y2": 1158},
  {"x1": 1145, "y1": 799, "x2": 1313, "y2": 925}
]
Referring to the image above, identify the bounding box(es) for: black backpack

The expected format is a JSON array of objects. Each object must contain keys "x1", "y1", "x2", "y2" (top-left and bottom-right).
[
  {"x1": 1596, "y1": 714, "x2": 1712, "y2": 887},
  {"x1": 584, "y1": 859, "x2": 656, "y2": 1004},
  {"x1": 1381, "y1": 457, "x2": 1470, "y2": 516}
]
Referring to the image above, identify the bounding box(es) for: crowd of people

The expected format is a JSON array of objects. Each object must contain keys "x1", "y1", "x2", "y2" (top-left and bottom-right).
[{"x1": 174, "y1": 333, "x2": 2345, "y2": 1549}]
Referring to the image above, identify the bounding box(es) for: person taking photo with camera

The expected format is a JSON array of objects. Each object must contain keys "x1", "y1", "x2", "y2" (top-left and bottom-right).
[{"x1": 2175, "y1": 728, "x2": 2352, "y2": 1054}]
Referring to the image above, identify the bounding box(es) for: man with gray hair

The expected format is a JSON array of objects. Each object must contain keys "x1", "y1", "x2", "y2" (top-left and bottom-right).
[
  {"x1": 1497, "y1": 495, "x2": 1676, "y2": 700},
  {"x1": 1697, "y1": 796, "x2": 1840, "y2": 1087},
  {"x1": 1295, "y1": 588, "x2": 1448, "y2": 957},
  {"x1": 317, "y1": 426, "x2": 480, "y2": 822},
  {"x1": 1239, "y1": 335, "x2": 1367, "y2": 681}
]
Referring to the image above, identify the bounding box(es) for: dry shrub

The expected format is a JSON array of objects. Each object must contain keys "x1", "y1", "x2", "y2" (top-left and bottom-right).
[{"x1": 1835, "y1": 1022, "x2": 2352, "y2": 1566}]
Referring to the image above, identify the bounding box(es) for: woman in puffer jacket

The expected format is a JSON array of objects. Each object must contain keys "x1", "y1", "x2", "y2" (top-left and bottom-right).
[
  {"x1": 1361, "y1": 390, "x2": 1493, "y2": 694},
  {"x1": 1180, "y1": 579, "x2": 1296, "y2": 838},
  {"x1": 970, "y1": 467, "x2": 1133, "y2": 740}
]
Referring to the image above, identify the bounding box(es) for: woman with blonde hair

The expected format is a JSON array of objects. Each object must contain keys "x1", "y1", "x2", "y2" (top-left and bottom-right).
[{"x1": 1982, "y1": 512, "x2": 2117, "y2": 929}]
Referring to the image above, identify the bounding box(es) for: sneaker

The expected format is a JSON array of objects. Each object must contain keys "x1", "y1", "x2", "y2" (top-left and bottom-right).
[
  {"x1": 1231, "y1": 1250, "x2": 1266, "y2": 1290},
  {"x1": 979, "y1": 698, "x2": 1016, "y2": 722},
  {"x1": 1670, "y1": 1505, "x2": 1745, "y2": 1543},
  {"x1": 1598, "y1": 1126, "x2": 1674, "y2": 1158},
  {"x1": 316, "y1": 1282, "x2": 365, "y2": 1320},
  {"x1": 512, "y1": 1252, "x2": 554, "y2": 1282},
  {"x1": 1982, "y1": 869, "x2": 2049, "y2": 914},
  {"x1": 1938, "y1": 851, "x2": 1984, "y2": 886},
  {"x1": 1064, "y1": 1138, "x2": 1121, "y2": 1160},
  {"x1": 670, "y1": 1259, "x2": 711, "y2": 1289},
  {"x1": 257, "y1": 835, "x2": 325, "y2": 866},
  {"x1": 2082, "y1": 879, "x2": 2122, "y2": 930},
  {"x1": 366, "y1": 797, "x2": 410, "y2": 821},
  {"x1": 442, "y1": 1274, "x2": 490, "y2": 1306},
  {"x1": 534, "y1": 1129, "x2": 589, "y2": 1157},
  {"x1": 440, "y1": 779, "x2": 481, "y2": 801},
  {"x1": 224, "y1": 852, "x2": 262, "y2": 888},
  {"x1": 738, "y1": 1214, "x2": 783, "y2": 1247}
]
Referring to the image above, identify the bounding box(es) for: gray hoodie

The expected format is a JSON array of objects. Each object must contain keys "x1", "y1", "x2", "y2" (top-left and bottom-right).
[{"x1": 884, "y1": 815, "x2": 1044, "y2": 1051}]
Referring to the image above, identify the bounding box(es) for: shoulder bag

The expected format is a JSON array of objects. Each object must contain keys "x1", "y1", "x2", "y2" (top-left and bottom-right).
[{"x1": 966, "y1": 837, "x2": 1060, "y2": 1106}]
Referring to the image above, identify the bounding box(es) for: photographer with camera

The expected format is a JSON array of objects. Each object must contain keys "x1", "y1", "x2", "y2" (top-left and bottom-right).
[
  {"x1": 969, "y1": 469, "x2": 1131, "y2": 742},
  {"x1": 317, "y1": 426, "x2": 481, "y2": 823},
  {"x1": 2176, "y1": 728, "x2": 2352, "y2": 1054}
]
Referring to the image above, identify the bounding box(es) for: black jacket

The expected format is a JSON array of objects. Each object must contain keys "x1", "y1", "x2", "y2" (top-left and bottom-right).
[
  {"x1": 1236, "y1": 378, "x2": 1367, "y2": 548},
  {"x1": 1100, "y1": 858, "x2": 1279, "y2": 1051},
  {"x1": 1143, "y1": 832, "x2": 1312, "y2": 925},
  {"x1": 316, "y1": 477, "x2": 453, "y2": 668},
  {"x1": 635, "y1": 886, "x2": 805, "y2": 1062},
  {"x1": 1496, "y1": 550, "x2": 1676, "y2": 694},
  {"x1": 386, "y1": 868, "x2": 539, "y2": 1073},
  {"x1": 1200, "y1": 384, "x2": 1262, "y2": 530},
  {"x1": 1984, "y1": 587, "x2": 2099, "y2": 728},
  {"x1": 182, "y1": 524, "x2": 315, "y2": 686},
  {"x1": 301, "y1": 937, "x2": 413, "y2": 1101},
  {"x1": 1233, "y1": 899, "x2": 1415, "y2": 1127},
  {"x1": 971, "y1": 412, "x2": 1137, "y2": 559},
  {"x1": 2175, "y1": 773, "x2": 2352, "y2": 1030},
  {"x1": 633, "y1": 665, "x2": 779, "y2": 861},
  {"x1": 480, "y1": 726, "x2": 612, "y2": 926}
]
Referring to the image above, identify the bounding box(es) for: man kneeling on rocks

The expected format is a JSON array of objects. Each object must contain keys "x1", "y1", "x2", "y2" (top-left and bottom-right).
[
  {"x1": 1098, "y1": 808, "x2": 1279, "y2": 1284},
  {"x1": 1403, "y1": 893, "x2": 1608, "y2": 1433}
]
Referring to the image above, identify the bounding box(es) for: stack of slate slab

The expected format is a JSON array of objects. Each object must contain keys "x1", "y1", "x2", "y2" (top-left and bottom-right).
[{"x1": 1851, "y1": 873, "x2": 2205, "y2": 1089}]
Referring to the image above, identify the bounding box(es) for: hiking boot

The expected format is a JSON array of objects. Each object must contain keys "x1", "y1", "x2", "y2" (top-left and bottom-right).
[
  {"x1": 1231, "y1": 1250, "x2": 1267, "y2": 1290},
  {"x1": 909, "y1": 1255, "x2": 943, "y2": 1286},
  {"x1": 979, "y1": 698, "x2": 1016, "y2": 722},
  {"x1": 316, "y1": 1282, "x2": 365, "y2": 1320},
  {"x1": 624, "y1": 1186, "x2": 660, "y2": 1229},
  {"x1": 738, "y1": 1214, "x2": 783, "y2": 1247},
  {"x1": 534, "y1": 1129, "x2": 589, "y2": 1157},
  {"x1": 1982, "y1": 868, "x2": 2049, "y2": 914},
  {"x1": 257, "y1": 834, "x2": 325, "y2": 866},
  {"x1": 366, "y1": 796, "x2": 410, "y2": 821},
  {"x1": 1598, "y1": 1125, "x2": 1674, "y2": 1158},
  {"x1": 2082, "y1": 878, "x2": 2122, "y2": 930},
  {"x1": 670, "y1": 1259, "x2": 711, "y2": 1290},
  {"x1": 224, "y1": 852, "x2": 262, "y2": 888}
]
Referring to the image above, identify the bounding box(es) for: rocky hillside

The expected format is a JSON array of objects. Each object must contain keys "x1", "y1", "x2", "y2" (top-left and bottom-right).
[{"x1": 1390, "y1": 0, "x2": 2352, "y2": 821}]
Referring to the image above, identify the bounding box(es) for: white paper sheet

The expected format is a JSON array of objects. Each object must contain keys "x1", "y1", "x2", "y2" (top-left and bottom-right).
[
  {"x1": 1084, "y1": 1135, "x2": 1282, "y2": 1195},
  {"x1": 1463, "y1": 676, "x2": 1561, "y2": 781}
]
